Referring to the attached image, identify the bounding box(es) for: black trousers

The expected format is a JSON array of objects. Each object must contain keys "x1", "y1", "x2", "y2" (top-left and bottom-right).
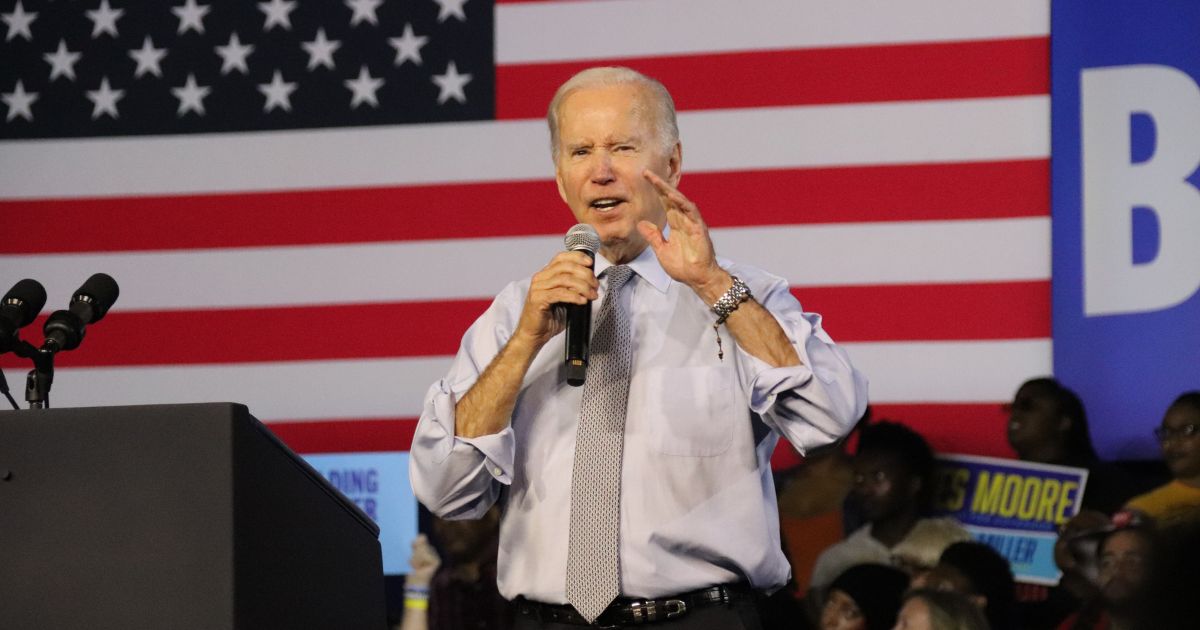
[{"x1": 513, "y1": 598, "x2": 763, "y2": 630}]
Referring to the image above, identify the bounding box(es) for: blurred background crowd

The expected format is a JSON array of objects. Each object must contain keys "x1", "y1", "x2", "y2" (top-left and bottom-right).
[{"x1": 394, "y1": 379, "x2": 1200, "y2": 630}]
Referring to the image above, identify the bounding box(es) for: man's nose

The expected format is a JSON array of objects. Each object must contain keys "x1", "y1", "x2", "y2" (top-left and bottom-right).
[{"x1": 590, "y1": 152, "x2": 615, "y2": 184}]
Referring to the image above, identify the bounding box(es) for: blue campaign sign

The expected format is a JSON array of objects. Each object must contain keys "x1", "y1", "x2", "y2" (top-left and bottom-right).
[
  {"x1": 933, "y1": 455, "x2": 1088, "y2": 584},
  {"x1": 303, "y1": 451, "x2": 419, "y2": 575},
  {"x1": 1052, "y1": 2, "x2": 1200, "y2": 459}
]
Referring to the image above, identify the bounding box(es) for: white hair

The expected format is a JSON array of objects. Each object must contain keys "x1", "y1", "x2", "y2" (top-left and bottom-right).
[{"x1": 546, "y1": 66, "x2": 679, "y2": 162}]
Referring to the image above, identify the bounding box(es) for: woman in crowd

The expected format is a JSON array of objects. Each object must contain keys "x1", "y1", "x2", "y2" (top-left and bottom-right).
[
  {"x1": 1006, "y1": 378, "x2": 1136, "y2": 514},
  {"x1": 1125, "y1": 392, "x2": 1200, "y2": 526}
]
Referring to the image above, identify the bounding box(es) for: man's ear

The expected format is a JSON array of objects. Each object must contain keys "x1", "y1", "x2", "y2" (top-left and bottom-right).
[
  {"x1": 555, "y1": 167, "x2": 568, "y2": 204},
  {"x1": 667, "y1": 142, "x2": 682, "y2": 187},
  {"x1": 968, "y1": 594, "x2": 987, "y2": 611}
]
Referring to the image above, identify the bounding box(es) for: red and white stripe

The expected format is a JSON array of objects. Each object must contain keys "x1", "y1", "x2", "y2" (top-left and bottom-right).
[{"x1": 0, "y1": 0, "x2": 1050, "y2": 459}]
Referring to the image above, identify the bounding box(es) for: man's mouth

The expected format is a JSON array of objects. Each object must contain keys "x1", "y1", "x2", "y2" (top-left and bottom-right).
[{"x1": 589, "y1": 198, "x2": 625, "y2": 211}]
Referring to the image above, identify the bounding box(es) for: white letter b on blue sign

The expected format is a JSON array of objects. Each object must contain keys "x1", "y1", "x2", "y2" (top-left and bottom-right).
[{"x1": 1081, "y1": 65, "x2": 1200, "y2": 316}]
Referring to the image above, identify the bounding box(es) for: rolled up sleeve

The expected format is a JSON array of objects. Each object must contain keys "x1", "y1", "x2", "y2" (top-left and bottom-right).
[
  {"x1": 408, "y1": 283, "x2": 524, "y2": 519},
  {"x1": 734, "y1": 271, "x2": 869, "y2": 454}
]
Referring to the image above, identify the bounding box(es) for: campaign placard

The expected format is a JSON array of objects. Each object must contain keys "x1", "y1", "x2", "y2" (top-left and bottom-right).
[
  {"x1": 303, "y1": 451, "x2": 419, "y2": 575},
  {"x1": 933, "y1": 454, "x2": 1089, "y2": 584}
]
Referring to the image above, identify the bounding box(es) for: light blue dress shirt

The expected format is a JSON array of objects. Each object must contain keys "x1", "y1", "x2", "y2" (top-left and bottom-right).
[{"x1": 410, "y1": 246, "x2": 869, "y2": 603}]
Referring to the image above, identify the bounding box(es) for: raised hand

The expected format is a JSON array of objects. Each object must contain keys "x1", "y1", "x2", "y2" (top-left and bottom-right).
[{"x1": 637, "y1": 170, "x2": 731, "y2": 302}]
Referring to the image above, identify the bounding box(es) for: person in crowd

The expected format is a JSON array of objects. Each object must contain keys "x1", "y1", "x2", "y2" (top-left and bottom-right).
[
  {"x1": 820, "y1": 563, "x2": 910, "y2": 630},
  {"x1": 398, "y1": 506, "x2": 513, "y2": 630},
  {"x1": 893, "y1": 589, "x2": 989, "y2": 630},
  {"x1": 397, "y1": 534, "x2": 439, "y2": 630},
  {"x1": 777, "y1": 409, "x2": 868, "y2": 597},
  {"x1": 1055, "y1": 511, "x2": 1154, "y2": 630},
  {"x1": 1006, "y1": 378, "x2": 1139, "y2": 628},
  {"x1": 810, "y1": 422, "x2": 970, "y2": 602},
  {"x1": 1125, "y1": 392, "x2": 1200, "y2": 526},
  {"x1": 1131, "y1": 517, "x2": 1200, "y2": 630},
  {"x1": 1006, "y1": 378, "x2": 1137, "y2": 514},
  {"x1": 914, "y1": 542, "x2": 1016, "y2": 630},
  {"x1": 410, "y1": 65, "x2": 868, "y2": 629}
]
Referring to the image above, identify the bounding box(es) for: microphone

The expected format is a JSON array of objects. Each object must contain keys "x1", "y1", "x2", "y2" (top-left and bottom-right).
[
  {"x1": 0, "y1": 279, "x2": 47, "y2": 354},
  {"x1": 41, "y1": 273, "x2": 120, "y2": 353},
  {"x1": 564, "y1": 224, "x2": 600, "y2": 387}
]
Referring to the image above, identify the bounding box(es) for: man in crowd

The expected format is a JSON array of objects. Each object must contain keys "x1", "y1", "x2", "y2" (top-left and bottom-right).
[
  {"x1": 915, "y1": 541, "x2": 1017, "y2": 630},
  {"x1": 409, "y1": 66, "x2": 868, "y2": 629},
  {"x1": 809, "y1": 422, "x2": 970, "y2": 601}
]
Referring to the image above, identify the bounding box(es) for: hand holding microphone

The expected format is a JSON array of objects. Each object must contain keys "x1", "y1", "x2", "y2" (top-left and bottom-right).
[{"x1": 515, "y1": 226, "x2": 599, "y2": 351}]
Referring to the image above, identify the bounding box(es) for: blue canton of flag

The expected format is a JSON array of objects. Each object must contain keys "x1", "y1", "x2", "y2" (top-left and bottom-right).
[{"x1": 1, "y1": 0, "x2": 494, "y2": 139}]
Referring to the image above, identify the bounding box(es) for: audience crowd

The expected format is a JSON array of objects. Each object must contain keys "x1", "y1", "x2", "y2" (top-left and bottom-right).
[{"x1": 399, "y1": 380, "x2": 1200, "y2": 630}]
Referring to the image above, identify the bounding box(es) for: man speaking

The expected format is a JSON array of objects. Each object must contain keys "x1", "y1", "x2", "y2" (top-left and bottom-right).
[{"x1": 410, "y1": 67, "x2": 868, "y2": 629}]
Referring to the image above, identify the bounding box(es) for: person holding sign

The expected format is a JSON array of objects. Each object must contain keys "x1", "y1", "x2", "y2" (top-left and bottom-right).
[{"x1": 1006, "y1": 378, "x2": 1136, "y2": 515}]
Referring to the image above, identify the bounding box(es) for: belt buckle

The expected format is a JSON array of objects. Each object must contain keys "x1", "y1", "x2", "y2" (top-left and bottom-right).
[
  {"x1": 628, "y1": 600, "x2": 657, "y2": 623},
  {"x1": 663, "y1": 599, "x2": 688, "y2": 619}
]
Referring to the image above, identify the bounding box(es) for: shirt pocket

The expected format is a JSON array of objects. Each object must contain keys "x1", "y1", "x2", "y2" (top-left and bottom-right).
[{"x1": 646, "y1": 366, "x2": 737, "y2": 457}]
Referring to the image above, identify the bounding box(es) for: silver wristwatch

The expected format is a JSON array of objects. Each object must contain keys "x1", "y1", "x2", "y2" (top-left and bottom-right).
[{"x1": 710, "y1": 276, "x2": 751, "y2": 324}]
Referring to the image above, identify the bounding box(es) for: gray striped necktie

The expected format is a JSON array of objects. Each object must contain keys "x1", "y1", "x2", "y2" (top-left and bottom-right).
[{"x1": 564, "y1": 264, "x2": 635, "y2": 623}]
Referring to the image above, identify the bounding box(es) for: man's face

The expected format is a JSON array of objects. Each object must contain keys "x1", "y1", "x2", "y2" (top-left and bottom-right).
[
  {"x1": 553, "y1": 83, "x2": 681, "y2": 263},
  {"x1": 851, "y1": 450, "x2": 918, "y2": 522},
  {"x1": 1159, "y1": 403, "x2": 1200, "y2": 480}
]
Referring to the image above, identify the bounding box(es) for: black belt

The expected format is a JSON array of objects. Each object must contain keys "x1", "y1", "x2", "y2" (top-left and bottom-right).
[{"x1": 515, "y1": 584, "x2": 752, "y2": 627}]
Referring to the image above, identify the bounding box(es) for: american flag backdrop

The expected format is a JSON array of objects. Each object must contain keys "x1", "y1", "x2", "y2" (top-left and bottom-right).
[{"x1": 1, "y1": 0, "x2": 1050, "y2": 462}]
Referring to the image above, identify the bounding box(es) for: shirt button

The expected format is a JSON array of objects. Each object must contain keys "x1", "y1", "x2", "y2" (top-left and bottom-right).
[{"x1": 493, "y1": 467, "x2": 503, "y2": 476}]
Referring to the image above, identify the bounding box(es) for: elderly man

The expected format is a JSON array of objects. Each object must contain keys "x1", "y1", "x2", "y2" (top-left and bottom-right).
[{"x1": 410, "y1": 66, "x2": 868, "y2": 629}]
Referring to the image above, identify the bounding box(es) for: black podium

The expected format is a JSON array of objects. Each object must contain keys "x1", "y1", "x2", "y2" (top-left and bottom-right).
[{"x1": 0, "y1": 403, "x2": 386, "y2": 630}]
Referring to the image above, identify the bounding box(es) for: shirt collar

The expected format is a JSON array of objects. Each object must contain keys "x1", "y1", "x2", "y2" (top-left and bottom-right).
[{"x1": 594, "y1": 244, "x2": 672, "y2": 294}]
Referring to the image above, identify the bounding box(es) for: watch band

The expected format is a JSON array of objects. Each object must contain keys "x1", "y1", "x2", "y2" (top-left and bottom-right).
[{"x1": 711, "y1": 275, "x2": 751, "y2": 324}]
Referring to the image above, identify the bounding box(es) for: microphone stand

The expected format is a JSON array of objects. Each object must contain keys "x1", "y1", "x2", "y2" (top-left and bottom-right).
[
  {"x1": 10, "y1": 339, "x2": 53, "y2": 409},
  {"x1": 0, "y1": 368, "x2": 18, "y2": 410}
]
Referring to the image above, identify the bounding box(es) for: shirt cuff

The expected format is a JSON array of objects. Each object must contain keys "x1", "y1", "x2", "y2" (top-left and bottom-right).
[
  {"x1": 746, "y1": 359, "x2": 816, "y2": 415},
  {"x1": 459, "y1": 430, "x2": 515, "y2": 485},
  {"x1": 424, "y1": 379, "x2": 515, "y2": 485}
]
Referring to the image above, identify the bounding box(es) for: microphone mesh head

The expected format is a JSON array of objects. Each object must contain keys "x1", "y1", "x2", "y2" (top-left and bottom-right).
[
  {"x1": 4, "y1": 279, "x2": 48, "y2": 327},
  {"x1": 564, "y1": 223, "x2": 601, "y2": 254}
]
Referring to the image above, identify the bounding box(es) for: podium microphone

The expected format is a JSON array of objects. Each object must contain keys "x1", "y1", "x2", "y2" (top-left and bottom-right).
[
  {"x1": 41, "y1": 273, "x2": 120, "y2": 353},
  {"x1": 1, "y1": 279, "x2": 47, "y2": 354},
  {"x1": 564, "y1": 224, "x2": 600, "y2": 387}
]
